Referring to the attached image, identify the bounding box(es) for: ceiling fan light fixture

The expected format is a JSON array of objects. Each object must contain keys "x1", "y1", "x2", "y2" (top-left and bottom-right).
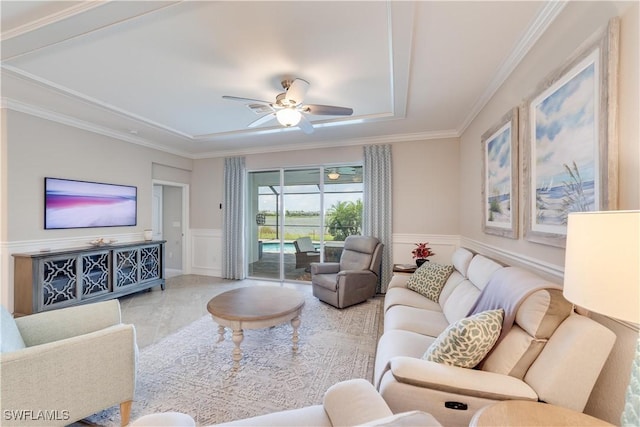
[
  {"x1": 327, "y1": 171, "x2": 340, "y2": 180},
  {"x1": 276, "y1": 108, "x2": 302, "y2": 127}
]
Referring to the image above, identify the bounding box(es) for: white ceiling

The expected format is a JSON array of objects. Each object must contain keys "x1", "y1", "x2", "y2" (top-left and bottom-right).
[{"x1": 0, "y1": 1, "x2": 566, "y2": 159}]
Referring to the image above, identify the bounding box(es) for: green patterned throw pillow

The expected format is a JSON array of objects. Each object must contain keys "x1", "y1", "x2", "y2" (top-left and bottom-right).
[
  {"x1": 406, "y1": 262, "x2": 454, "y2": 302},
  {"x1": 422, "y1": 309, "x2": 504, "y2": 368}
]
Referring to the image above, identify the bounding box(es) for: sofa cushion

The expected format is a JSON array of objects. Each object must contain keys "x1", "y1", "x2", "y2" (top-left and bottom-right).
[
  {"x1": 481, "y1": 288, "x2": 573, "y2": 379},
  {"x1": 442, "y1": 280, "x2": 481, "y2": 324},
  {"x1": 422, "y1": 309, "x2": 504, "y2": 368},
  {"x1": 516, "y1": 289, "x2": 573, "y2": 339},
  {"x1": 436, "y1": 270, "x2": 466, "y2": 308},
  {"x1": 481, "y1": 325, "x2": 546, "y2": 379},
  {"x1": 467, "y1": 255, "x2": 503, "y2": 291},
  {"x1": 1, "y1": 305, "x2": 26, "y2": 353},
  {"x1": 384, "y1": 305, "x2": 449, "y2": 336},
  {"x1": 406, "y1": 263, "x2": 454, "y2": 302},
  {"x1": 451, "y1": 247, "x2": 474, "y2": 278},
  {"x1": 384, "y1": 287, "x2": 442, "y2": 313}
]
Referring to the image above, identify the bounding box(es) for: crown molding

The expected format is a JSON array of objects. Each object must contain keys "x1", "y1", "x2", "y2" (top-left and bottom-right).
[
  {"x1": 2, "y1": 97, "x2": 193, "y2": 159},
  {"x1": 2, "y1": 65, "x2": 193, "y2": 139},
  {"x1": 191, "y1": 128, "x2": 460, "y2": 159},
  {"x1": 1, "y1": 1, "x2": 105, "y2": 41},
  {"x1": 456, "y1": 1, "x2": 568, "y2": 134}
]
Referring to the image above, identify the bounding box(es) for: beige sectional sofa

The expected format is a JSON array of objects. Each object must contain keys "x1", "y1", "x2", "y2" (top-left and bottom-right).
[{"x1": 374, "y1": 247, "x2": 617, "y2": 426}]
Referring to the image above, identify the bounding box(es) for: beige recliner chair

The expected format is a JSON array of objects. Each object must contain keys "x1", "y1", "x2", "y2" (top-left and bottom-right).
[
  {"x1": 1, "y1": 300, "x2": 137, "y2": 426},
  {"x1": 311, "y1": 235, "x2": 383, "y2": 308}
]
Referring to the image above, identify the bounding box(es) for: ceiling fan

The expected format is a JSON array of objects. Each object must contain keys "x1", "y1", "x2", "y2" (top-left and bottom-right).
[{"x1": 222, "y1": 78, "x2": 353, "y2": 134}]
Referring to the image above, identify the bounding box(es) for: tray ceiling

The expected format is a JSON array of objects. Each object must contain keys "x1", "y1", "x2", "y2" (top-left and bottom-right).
[{"x1": 1, "y1": 1, "x2": 565, "y2": 158}]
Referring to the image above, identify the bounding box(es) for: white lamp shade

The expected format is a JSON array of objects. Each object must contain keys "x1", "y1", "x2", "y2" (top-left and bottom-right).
[
  {"x1": 563, "y1": 210, "x2": 640, "y2": 324},
  {"x1": 276, "y1": 108, "x2": 302, "y2": 127}
]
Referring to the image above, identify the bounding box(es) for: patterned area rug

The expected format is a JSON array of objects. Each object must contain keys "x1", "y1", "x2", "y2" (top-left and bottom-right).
[{"x1": 86, "y1": 291, "x2": 382, "y2": 426}]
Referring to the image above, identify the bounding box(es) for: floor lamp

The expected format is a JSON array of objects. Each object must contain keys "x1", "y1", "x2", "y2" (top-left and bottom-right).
[{"x1": 563, "y1": 210, "x2": 640, "y2": 426}]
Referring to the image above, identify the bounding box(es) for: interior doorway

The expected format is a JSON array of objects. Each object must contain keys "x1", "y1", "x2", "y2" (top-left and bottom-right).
[{"x1": 151, "y1": 180, "x2": 190, "y2": 277}]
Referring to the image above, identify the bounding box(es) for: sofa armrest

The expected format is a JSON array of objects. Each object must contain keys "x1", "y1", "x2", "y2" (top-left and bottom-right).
[
  {"x1": 388, "y1": 357, "x2": 538, "y2": 401},
  {"x1": 16, "y1": 300, "x2": 122, "y2": 346},
  {"x1": 323, "y1": 379, "x2": 393, "y2": 426},
  {"x1": 311, "y1": 262, "x2": 341, "y2": 275},
  {"x1": 1, "y1": 324, "x2": 137, "y2": 424}
]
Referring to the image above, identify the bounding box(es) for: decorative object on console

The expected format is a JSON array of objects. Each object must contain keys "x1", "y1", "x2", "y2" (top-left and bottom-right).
[
  {"x1": 412, "y1": 242, "x2": 434, "y2": 266},
  {"x1": 522, "y1": 18, "x2": 619, "y2": 248},
  {"x1": 563, "y1": 210, "x2": 639, "y2": 426},
  {"x1": 90, "y1": 238, "x2": 117, "y2": 247},
  {"x1": 481, "y1": 107, "x2": 518, "y2": 239}
]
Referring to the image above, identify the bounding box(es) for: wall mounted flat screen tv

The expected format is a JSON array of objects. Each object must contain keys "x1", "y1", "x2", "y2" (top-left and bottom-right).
[{"x1": 45, "y1": 177, "x2": 137, "y2": 229}]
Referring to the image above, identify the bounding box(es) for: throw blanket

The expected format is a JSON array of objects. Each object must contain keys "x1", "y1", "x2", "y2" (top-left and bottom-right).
[{"x1": 467, "y1": 267, "x2": 562, "y2": 363}]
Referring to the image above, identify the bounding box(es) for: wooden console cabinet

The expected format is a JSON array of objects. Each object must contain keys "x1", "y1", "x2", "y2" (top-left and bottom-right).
[{"x1": 13, "y1": 240, "x2": 165, "y2": 315}]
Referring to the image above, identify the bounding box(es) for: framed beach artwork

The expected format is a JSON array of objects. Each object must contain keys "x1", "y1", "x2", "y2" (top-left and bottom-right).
[
  {"x1": 522, "y1": 18, "x2": 619, "y2": 247},
  {"x1": 481, "y1": 108, "x2": 518, "y2": 238}
]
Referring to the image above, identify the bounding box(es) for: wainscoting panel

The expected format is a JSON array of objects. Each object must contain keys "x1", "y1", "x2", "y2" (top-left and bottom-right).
[
  {"x1": 392, "y1": 234, "x2": 460, "y2": 265},
  {"x1": 460, "y1": 237, "x2": 564, "y2": 282},
  {"x1": 190, "y1": 229, "x2": 222, "y2": 277}
]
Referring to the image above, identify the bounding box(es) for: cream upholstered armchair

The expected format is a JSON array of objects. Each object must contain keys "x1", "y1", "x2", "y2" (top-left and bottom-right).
[
  {"x1": 1, "y1": 300, "x2": 137, "y2": 426},
  {"x1": 311, "y1": 235, "x2": 383, "y2": 308}
]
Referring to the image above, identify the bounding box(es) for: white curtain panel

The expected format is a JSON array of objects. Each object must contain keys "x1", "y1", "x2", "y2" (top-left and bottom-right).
[
  {"x1": 363, "y1": 144, "x2": 393, "y2": 293},
  {"x1": 222, "y1": 156, "x2": 246, "y2": 280}
]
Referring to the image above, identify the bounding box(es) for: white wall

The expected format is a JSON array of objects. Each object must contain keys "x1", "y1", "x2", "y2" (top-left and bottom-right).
[
  {"x1": 188, "y1": 140, "x2": 461, "y2": 274},
  {"x1": 0, "y1": 110, "x2": 192, "y2": 311},
  {"x1": 458, "y1": 2, "x2": 639, "y2": 423}
]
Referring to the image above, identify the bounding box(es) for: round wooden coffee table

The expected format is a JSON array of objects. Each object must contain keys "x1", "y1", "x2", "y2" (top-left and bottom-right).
[{"x1": 207, "y1": 286, "x2": 305, "y2": 366}]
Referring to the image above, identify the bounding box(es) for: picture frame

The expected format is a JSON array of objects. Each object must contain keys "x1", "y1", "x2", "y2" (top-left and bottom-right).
[
  {"x1": 522, "y1": 17, "x2": 619, "y2": 248},
  {"x1": 481, "y1": 108, "x2": 518, "y2": 239}
]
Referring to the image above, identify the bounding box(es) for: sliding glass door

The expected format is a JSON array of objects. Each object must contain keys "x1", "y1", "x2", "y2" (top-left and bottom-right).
[{"x1": 247, "y1": 165, "x2": 363, "y2": 282}]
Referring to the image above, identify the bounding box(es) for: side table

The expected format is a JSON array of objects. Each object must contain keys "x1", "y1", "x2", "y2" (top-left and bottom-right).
[
  {"x1": 470, "y1": 400, "x2": 614, "y2": 426},
  {"x1": 393, "y1": 264, "x2": 417, "y2": 275}
]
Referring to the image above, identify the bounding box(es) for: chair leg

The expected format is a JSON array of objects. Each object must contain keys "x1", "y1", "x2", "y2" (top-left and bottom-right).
[{"x1": 120, "y1": 400, "x2": 133, "y2": 426}]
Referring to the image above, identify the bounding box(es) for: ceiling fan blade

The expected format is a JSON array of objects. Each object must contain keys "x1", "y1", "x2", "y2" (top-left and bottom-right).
[
  {"x1": 222, "y1": 95, "x2": 272, "y2": 105},
  {"x1": 297, "y1": 115, "x2": 314, "y2": 134},
  {"x1": 247, "y1": 113, "x2": 276, "y2": 128},
  {"x1": 285, "y1": 78, "x2": 310, "y2": 105},
  {"x1": 304, "y1": 104, "x2": 353, "y2": 116}
]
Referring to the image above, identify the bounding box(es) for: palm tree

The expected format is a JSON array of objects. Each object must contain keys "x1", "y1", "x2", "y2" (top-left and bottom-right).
[{"x1": 325, "y1": 200, "x2": 362, "y2": 241}]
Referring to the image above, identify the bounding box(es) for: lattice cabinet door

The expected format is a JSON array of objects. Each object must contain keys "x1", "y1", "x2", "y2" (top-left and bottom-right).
[
  {"x1": 80, "y1": 250, "x2": 111, "y2": 298},
  {"x1": 113, "y1": 248, "x2": 140, "y2": 289},
  {"x1": 140, "y1": 244, "x2": 161, "y2": 282},
  {"x1": 38, "y1": 254, "x2": 80, "y2": 311}
]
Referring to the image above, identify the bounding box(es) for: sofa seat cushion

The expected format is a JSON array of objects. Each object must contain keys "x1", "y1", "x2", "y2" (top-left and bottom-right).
[
  {"x1": 374, "y1": 329, "x2": 435, "y2": 387},
  {"x1": 384, "y1": 287, "x2": 442, "y2": 313},
  {"x1": 406, "y1": 263, "x2": 454, "y2": 302},
  {"x1": 423, "y1": 309, "x2": 504, "y2": 368},
  {"x1": 312, "y1": 273, "x2": 339, "y2": 292},
  {"x1": 384, "y1": 305, "x2": 449, "y2": 337},
  {"x1": 1, "y1": 306, "x2": 26, "y2": 353}
]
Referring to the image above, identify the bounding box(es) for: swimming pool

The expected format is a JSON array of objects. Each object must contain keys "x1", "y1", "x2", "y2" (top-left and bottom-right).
[{"x1": 261, "y1": 242, "x2": 296, "y2": 254}]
